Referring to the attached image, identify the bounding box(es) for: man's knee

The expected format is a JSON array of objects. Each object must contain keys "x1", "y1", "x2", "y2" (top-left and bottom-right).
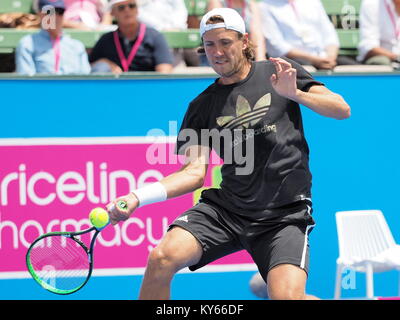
[
  {"x1": 147, "y1": 247, "x2": 179, "y2": 276},
  {"x1": 145, "y1": 226, "x2": 203, "y2": 280},
  {"x1": 266, "y1": 264, "x2": 308, "y2": 300},
  {"x1": 268, "y1": 287, "x2": 306, "y2": 300}
]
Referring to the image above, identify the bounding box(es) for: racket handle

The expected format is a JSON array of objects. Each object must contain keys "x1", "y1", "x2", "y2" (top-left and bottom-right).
[
  {"x1": 108, "y1": 200, "x2": 128, "y2": 212},
  {"x1": 117, "y1": 200, "x2": 128, "y2": 210},
  {"x1": 97, "y1": 201, "x2": 128, "y2": 231}
]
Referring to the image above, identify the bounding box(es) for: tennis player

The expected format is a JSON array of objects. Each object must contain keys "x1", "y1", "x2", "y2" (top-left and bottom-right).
[{"x1": 107, "y1": 8, "x2": 351, "y2": 300}]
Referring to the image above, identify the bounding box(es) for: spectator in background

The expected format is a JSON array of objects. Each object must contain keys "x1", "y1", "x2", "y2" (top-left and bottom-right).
[
  {"x1": 137, "y1": 0, "x2": 199, "y2": 67},
  {"x1": 15, "y1": 0, "x2": 91, "y2": 75},
  {"x1": 89, "y1": 0, "x2": 174, "y2": 73},
  {"x1": 259, "y1": 0, "x2": 357, "y2": 70},
  {"x1": 358, "y1": 0, "x2": 400, "y2": 67},
  {"x1": 62, "y1": 0, "x2": 114, "y2": 30},
  {"x1": 208, "y1": 0, "x2": 267, "y2": 61},
  {"x1": 137, "y1": 0, "x2": 187, "y2": 31}
]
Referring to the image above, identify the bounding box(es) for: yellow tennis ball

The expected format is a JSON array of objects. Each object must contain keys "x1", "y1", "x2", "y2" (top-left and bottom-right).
[{"x1": 89, "y1": 207, "x2": 109, "y2": 228}]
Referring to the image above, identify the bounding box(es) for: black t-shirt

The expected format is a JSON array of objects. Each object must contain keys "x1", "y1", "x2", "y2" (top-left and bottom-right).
[
  {"x1": 89, "y1": 25, "x2": 173, "y2": 71},
  {"x1": 176, "y1": 59, "x2": 324, "y2": 217}
]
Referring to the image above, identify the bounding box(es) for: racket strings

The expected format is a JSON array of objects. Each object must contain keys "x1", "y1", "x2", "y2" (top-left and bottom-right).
[{"x1": 29, "y1": 235, "x2": 90, "y2": 291}]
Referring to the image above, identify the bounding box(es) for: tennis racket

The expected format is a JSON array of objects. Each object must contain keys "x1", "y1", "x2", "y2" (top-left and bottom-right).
[{"x1": 25, "y1": 200, "x2": 127, "y2": 295}]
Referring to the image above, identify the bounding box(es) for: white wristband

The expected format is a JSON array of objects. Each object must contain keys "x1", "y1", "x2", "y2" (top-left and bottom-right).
[{"x1": 132, "y1": 182, "x2": 167, "y2": 207}]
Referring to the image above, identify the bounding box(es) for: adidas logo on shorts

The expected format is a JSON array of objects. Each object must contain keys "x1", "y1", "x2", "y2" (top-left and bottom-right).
[{"x1": 176, "y1": 215, "x2": 188, "y2": 223}]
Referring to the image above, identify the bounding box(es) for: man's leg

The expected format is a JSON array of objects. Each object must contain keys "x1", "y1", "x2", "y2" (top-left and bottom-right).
[
  {"x1": 139, "y1": 226, "x2": 203, "y2": 300},
  {"x1": 266, "y1": 264, "x2": 319, "y2": 300},
  {"x1": 364, "y1": 55, "x2": 392, "y2": 66}
]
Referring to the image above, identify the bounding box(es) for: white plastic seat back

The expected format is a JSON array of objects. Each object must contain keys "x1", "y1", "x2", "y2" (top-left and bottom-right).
[{"x1": 336, "y1": 210, "x2": 396, "y2": 262}]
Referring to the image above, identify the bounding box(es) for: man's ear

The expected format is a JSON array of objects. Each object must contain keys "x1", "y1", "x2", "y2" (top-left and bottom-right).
[{"x1": 242, "y1": 33, "x2": 249, "y2": 50}]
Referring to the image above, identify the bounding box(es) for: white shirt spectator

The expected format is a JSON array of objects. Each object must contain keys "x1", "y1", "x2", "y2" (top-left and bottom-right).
[
  {"x1": 137, "y1": 0, "x2": 188, "y2": 31},
  {"x1": 358, "y1": 0, "x2": 400, "y2": 61},
  {"x1": 259, "y1": 0, "x2": 339, "y2": 58}
]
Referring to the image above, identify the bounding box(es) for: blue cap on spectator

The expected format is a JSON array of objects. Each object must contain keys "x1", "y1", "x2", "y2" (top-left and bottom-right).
[{"x1": 38, "y1": 0, "x2": 65, "y2": 10}]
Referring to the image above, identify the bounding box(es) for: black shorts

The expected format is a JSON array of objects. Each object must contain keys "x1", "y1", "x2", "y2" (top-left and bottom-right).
[{"x1": 169, "y1": 199, "x2": 316, "y2": 279}]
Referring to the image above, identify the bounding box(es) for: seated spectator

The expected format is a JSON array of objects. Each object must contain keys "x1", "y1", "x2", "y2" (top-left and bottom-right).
[
  {"x1": 208, "y1": 0, "x2": 267, "y2": 61},
  {"x1": 89, "y1": 0, "x2": 174, "y2": 73},
  {"x1": 137, "y1": 0, "x2": 187, "y2": 31},
  {"x1": 259, "y1": 0, "x2": 357, "y2": 70},
  {"x1": 15, "y1": 0, "x2": 91, "y2": 75},
  {"x1": 137, "y1": 0, "x2": 199, "y2": 67},
  {"x1": 358, "y1": 0, "x2": 400, "y2": 67},
  {"x1": 62, "y1": 0, "x2": 114, "y2": 30}
]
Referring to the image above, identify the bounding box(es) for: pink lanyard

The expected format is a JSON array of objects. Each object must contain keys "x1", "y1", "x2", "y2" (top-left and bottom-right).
[
  {"x1": 51, "y1": 36, "x2": 61, "y2": 73},
  {"x1": 384, "y1": 0, "x2": 400, "y2": 39},
  {"x1": 113, "y1": 23, "x2": 146, "y2": 72},
  {"x1": 227, "y1": 0, "x2": 246, "y2": 21}
]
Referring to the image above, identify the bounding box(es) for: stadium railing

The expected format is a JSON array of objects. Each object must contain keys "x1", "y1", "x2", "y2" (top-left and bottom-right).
[{"x1": 0, "y1": 28, "x2": 202, "y2": 54}]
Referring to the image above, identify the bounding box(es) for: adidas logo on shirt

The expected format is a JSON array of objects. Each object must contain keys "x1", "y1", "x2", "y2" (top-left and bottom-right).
[{"x1": 216, "y1": 93, "x2": 271, "y2": 129}]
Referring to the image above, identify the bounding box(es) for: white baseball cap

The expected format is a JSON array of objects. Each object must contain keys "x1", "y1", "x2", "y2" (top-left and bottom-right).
[
  {"x1": 199, "y1": 8, "x2": 246, "y2": 38},
  {"x1": 107, "y1": 0, "x2": 133, "y2": 11}
]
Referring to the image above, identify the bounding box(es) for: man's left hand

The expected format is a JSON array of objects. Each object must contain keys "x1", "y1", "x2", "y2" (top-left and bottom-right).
[{"x1": 269, "y1": 57, "x2": 298, "y2": 100}]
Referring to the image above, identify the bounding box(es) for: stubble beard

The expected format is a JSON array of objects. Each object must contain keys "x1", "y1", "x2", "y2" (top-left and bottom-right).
[{"x1": 217, "y1": 55, "x2": 248, "y2": 79}]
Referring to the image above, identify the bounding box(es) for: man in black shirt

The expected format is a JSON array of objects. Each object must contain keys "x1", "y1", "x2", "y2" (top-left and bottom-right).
[
  {"x1": 107, "y1": 8, "x2": 350, "y2": 299},
  {"x1": 89, "y1": 0, "x2": 173, "y2": 73}
]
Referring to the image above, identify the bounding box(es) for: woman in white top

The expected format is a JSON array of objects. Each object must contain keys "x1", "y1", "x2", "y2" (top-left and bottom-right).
[
  {"x1": 208, "y1": 0, "x2": 267, "y2": 61},
  {"x1": 358, "y1": 0, "x2": 400, "y2": 65}
]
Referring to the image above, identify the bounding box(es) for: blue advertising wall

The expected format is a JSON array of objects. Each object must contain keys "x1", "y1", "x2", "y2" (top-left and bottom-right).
[{"x1": 0, "y1": 72, "x2": 399, "y2": 300}]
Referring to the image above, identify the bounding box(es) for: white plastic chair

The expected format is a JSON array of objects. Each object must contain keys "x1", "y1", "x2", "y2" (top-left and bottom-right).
[{"x1": 335, "y1": 210, "x2": 400, "y2": 299}]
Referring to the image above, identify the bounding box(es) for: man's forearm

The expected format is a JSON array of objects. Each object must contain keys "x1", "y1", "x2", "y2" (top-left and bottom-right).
[
  {"x1": 286, "y1": 49, "x2": 317, "y2": 64},
  {"x1": 160, "y1": 167, "x2": 206, "y2": 199},
  {"x1": 160, "y1": 145, "x2": 209, "y2": 199},
  {"x1": 365, "y1": 47, "x2": 397, "y2": 61},
  {"x1": 292, "y1": 87, "x2": 351, "y2": 120},
  {"x1": 128, "y1": 164, "x2": 206, "y2": 209}
]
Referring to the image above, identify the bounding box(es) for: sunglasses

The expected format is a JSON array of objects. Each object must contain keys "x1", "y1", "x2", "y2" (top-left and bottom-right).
[
  {"x1": 55, "y1": 7, "x2": 65, "y2": 15},
  {"x1": 117, "y1": 3, "x2": 137, "y2": 11},
  {"x1": 44, "y1": 7, "x2": 65, "y2": 15}
]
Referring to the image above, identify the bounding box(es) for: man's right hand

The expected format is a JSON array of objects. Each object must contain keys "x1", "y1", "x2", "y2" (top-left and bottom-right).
[
  {"x1": 93, "y1": 58, "x2": 123, "y2": 74},
  {"x1": 106, "y1": 192, "x2": 139, "y2": 225}
]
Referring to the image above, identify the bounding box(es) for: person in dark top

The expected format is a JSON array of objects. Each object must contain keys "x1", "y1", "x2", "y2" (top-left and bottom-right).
[
  {"x1": 89, "y1": 0, "x2": 173, "y2": 73},
  {"x1": 107, "y1": 8, "x2": 351, "y2": 299}
]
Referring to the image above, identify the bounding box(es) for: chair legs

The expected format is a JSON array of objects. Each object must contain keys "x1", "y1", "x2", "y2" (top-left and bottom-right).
[
  {"x1": 334, "y1": 264, "x2": 343, "y2": 299},
  {"x1": 398, "y1": 270, "x2": 400, "y2": 296},
  {"x1": 365, "y1": 263, "x2": 374, "y2": 299},
  {"x1": 336, "y1": 264, "x2": 375, "y2": 299}
]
